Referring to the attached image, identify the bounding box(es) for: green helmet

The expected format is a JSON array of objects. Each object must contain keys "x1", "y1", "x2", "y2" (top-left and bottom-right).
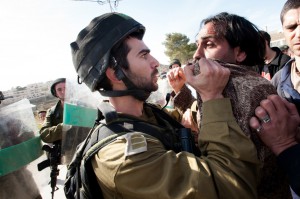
[
  {"x1": 50, "y1": 78, "x2": 66, "y2": 97},
  {"x1": 71, "y1": 13, "x2": 145, "y2": 92},
  {"x1": 169, "y1": 59, "x2": 181, "y2": 69}
]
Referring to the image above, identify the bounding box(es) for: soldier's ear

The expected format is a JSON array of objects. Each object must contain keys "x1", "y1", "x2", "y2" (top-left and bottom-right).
[{"x1": 106, "y1": 68, "x2": 122, "y2": 83}]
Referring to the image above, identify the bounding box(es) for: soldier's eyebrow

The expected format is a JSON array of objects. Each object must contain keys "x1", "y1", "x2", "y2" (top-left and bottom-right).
[{"x1": 137, "y1": 49, "x2": 150, "y2": 56}]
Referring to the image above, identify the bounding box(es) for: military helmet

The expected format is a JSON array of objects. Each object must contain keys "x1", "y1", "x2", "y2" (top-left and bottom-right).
[
  {"x1": 70, "y1": 13, "x2": 145, "y2": 92},
  {"x1": 50, "y1": 78, "x2": 66, "y2": 97},
  {"x1": 169, "y1": 59, "x2": 181, "y2": 69}
]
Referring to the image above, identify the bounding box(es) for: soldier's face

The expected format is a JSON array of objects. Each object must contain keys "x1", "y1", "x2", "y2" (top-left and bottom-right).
[
  {"x1": 55, "y1": 82, "x2": 65, "y2": 101},
  {"x1": 38, "y1": 112, "x2": 46, "y2": 121},
  {"x1": 125, "y1": 37, "x2": 160, "y2": 93}
]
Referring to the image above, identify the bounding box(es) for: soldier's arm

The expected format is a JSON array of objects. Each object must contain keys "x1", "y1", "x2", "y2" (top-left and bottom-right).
[
  {"x1": 92, "y1": 98, "x2": 260, "y2": 199},
  {"x1": 39, "y1": 110, "x2": 62, "y2": 143}
]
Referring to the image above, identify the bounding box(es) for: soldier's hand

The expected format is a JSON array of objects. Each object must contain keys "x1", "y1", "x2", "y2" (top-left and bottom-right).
[{"x1": 184, "y1": 58, "x2": 230, "y2": 102}]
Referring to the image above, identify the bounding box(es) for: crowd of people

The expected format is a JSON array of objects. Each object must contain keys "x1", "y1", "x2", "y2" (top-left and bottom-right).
[{"x1": 0, "y1": 0, "x2": 299, "y2": 198}]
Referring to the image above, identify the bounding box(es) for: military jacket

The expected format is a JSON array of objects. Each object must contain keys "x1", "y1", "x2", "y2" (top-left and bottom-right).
[
  {"x1": 91, "y1": 99, "x2": 260, "y2": 199},
  {"x1": 39, "y1": 100, "x2": 64, "y2": 143}
]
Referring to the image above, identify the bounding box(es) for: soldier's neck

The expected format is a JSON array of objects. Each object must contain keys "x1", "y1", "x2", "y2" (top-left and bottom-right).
[{"x1": 109, "y1": 96, "x2": 144, "y2": 117}]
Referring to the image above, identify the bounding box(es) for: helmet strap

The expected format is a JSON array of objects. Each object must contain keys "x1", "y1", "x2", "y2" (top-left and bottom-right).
[{"x1": 99, "y1": 89, "x2": 150, "y2": 101}]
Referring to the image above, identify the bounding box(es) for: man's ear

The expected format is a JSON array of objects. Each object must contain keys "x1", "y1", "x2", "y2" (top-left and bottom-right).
[
  {"x1": 234, "y1": 46, "x2": 247, "y2": 63},
  {"x1": 106, "y1": 68, "x2": 121, "y2": 82}
]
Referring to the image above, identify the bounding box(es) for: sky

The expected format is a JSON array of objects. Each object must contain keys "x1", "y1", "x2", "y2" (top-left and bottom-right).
[{"x1": 0, "y1": 0, "x2": 287, "y2": 91}]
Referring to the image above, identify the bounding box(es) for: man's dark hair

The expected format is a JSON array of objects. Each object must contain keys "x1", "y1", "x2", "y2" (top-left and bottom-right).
[
  {"x1": 201, "y1": 12, "x2": 265, "y2": 66},
  {"x1": 260, "y1": 30, "x2": 271, "y2": 46},
  {"x1": 280, "y1": 0, "x2": 300, "y2": 24},
  {"x1": 98, "y1": 33, "x2": 141, "y2": 91}
]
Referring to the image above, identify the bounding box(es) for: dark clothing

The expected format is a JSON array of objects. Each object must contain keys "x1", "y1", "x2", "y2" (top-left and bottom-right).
[
  {"x1": 271, "y1": 58, "x2": 300, "y2": 114},
  {"x1": 170, "y1": 84, "x2": 196, "y2": 115},
  {"x1": 174, "y1": 62, "x2": 292, "y2": 199},
  {"x1": 271, "y1": 58, "x2": 300, "y2": 198},
  {"x1": 277, "y1": 144, "x2": 300, "y2": 196},
  {"x1": 40, "y1": 100, "x2": 64, "y2": 143},
  {"x1": 261, "y1": 47, "x2": 290, "y2": 80}
]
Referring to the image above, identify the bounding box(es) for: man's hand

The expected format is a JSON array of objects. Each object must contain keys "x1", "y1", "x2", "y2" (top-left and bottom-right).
[
  {"x1": 167, "y1": 67, "x2": 186, "y2": 94},
  {"x1": 249, "y1": 95, "x2": 300, "y2": 156},
  {"x1": 184, "y1": 58, "x2": 230, "y2": 102},
  {"x1": 181, "y1": 109, "x2": 198, "y2": 132}
]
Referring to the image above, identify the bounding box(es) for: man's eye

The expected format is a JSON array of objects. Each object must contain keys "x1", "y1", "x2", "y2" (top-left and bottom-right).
[
  {"x1": 206, "y1": 42, "x2": 214, "y2": 48},
  {"x1": 285, "y1": 24, "x2": 298, "y2": 31}
]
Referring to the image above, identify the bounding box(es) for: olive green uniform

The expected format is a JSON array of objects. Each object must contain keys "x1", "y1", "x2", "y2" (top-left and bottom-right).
[
  {"x1": 40, "y1": 101, "x2": 64, "y2": 143},
  {"x1": 92, "y1": 98, "x2": 260, "y2": 199}
]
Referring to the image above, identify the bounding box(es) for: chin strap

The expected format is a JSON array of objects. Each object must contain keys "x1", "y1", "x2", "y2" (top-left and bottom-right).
[{"x1": 99, "y1": 89, "x2": 150, "y2": 101}]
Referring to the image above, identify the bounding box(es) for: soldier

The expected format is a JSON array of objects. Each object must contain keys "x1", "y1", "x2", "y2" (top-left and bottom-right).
[
  {"x1": 0, "y1": 99, "x2": 43, "y2": 199},
  {"x1": 38, "y1": 78, "x2": 66, "y2": 198},
  {"x1": 169, "y1": 58, "x2": 181, "y2": 69},
  {"x1": 68, "y1": 12, "x2": 262, "y2": 199},
  {"x1": 40, "y1": 78, "x2": 65, "y2": 143}
]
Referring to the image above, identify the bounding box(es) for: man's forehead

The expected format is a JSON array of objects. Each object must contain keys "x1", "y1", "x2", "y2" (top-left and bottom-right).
[
  {"x1": 283, "y1": 8, "x2": 300, "y2": 26},
  {"x1": 198, "y1": 23, "x2": 217, "y2": 38},
  {"x1": 55, "y1": 82, "x2": 65, "y2": 89},
  {"x1": 127, "y1": 37, "x2": 150, "y2": 55}
]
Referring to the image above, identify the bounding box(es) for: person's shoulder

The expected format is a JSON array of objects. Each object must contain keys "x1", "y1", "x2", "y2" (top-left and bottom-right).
[
  {"x1": 281, "y1": 53, "x2": 291, "y2": 63},
  {"x1": 272, "y1": 47, "x2": 289, "y2": 59},
  {"x1": 96, "y1": 130, "x2": 164, "y2": 159},
  {"x1": 271, "y1": 46, "x2": 281, "y2": 54},
  {"x1": 48, "y1": 105, "x2": 56, "y2": 113},
  {"x1": 45, "y1": 102, "x2": 60, "y2": 116},
  {"x1": 277, "y1": 46, "x2": 291, "y2": 59},
  {"x1": 271, "y1": 69, "x2": 282, "y2": 86}
]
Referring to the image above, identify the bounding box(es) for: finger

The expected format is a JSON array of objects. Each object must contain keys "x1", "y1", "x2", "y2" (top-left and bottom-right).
[
  {"x1": 173, "y1": 68, "x2": 183, "y2": 79},
  {"x1": 167, "y1": 70, "x2": 175, "y2": 81},
  {"x1": 198, "y1": 58, "x2": 210, "y2": 75},
  {"x1": 254, "y1": 106, "x2": 269, "y2": 121},
  {"x1": 249, "y1": 116, "x2": 261, "y2": 130},
  {"x1": 261, "y1": 95, "x2": 296, "y2": 126},
  {"x1": 259, "y1": 98, "x2": 277, "y2": 119},
  {"x1": 265, "y1": 95, "x2": 285, "y2": 112},
  {"x1": 183, "y1": 64, "x2": 195, "y2": 83},
  {"x1": 178, "y1": 70, "x2": 186, "y2": 81},
  {"x1": 280, "y1": 97, "x2": 299, "y2": 117},
  {"x1": 171, "y1": 68, "x2": 179, "y2": 78},
  {"x1": 267, "y1": 95, "x2": 300, "y2": 126}
]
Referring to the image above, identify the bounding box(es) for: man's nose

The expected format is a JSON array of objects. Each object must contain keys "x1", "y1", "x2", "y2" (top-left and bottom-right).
[
  {"x1": 193, "y1": 45, "x2": 204, "y2": 60},
  {"x1": 151, "y1": 55, "x2": 160, "y2": 68}
]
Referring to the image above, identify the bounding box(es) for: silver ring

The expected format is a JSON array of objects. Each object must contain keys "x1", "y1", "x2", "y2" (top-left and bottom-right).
[
  {"x1": 261, "y1": 115, "x2": 271, "y2": 123},
  {"x1": 256, "y1": 125, "x2": 263, "y2": 133}
]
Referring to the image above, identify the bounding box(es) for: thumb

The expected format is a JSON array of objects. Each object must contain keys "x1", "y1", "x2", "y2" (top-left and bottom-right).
[{"x1": 183, "y1": 64, "x2": 195, "y2": 84}]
